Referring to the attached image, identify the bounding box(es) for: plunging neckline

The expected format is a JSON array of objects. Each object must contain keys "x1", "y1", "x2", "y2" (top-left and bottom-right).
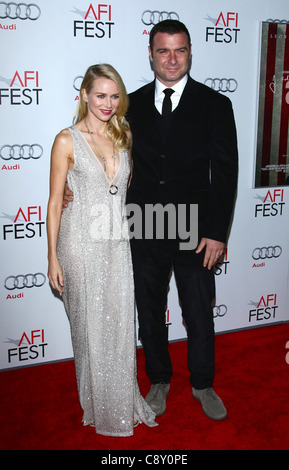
[{"x1": 74, "y1": 125, "x2": 122, "y2": 187}]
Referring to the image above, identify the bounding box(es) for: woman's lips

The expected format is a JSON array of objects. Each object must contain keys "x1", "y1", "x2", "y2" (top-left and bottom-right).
[{"x1": 100, "y1": 109, "x2": 112, "y2": 115}]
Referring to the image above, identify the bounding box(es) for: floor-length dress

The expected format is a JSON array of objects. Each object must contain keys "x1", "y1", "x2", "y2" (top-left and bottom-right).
[{"x1": 57, "y1": 125, "x2": 157, "y2": 436}]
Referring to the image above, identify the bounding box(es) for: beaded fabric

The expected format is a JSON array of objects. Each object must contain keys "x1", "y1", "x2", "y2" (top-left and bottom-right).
[{"x1": 57, "y1": 125, "x2": 157, "y2": 436}]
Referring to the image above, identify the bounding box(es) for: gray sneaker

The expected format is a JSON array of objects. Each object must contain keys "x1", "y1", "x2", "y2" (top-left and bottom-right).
[
  {"x1": 192, "y1": 387, "x2": 227, "y2": 421},
  {"x1": 145, "y1": 383, "x2": 170, "y2": 417}
]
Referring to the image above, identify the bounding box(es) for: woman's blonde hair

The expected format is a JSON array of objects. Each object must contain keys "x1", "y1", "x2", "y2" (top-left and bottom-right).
[{"x1": 73, "y1": 64, "x2": 130, "y2": 150}]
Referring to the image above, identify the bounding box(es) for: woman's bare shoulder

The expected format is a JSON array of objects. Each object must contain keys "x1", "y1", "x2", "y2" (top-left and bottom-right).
[
  {"x1": 52, "y1": 128, "x2": 74, "y2": 153},
  {"x1": 54, "y1": 128, "x2": 72, "y2": 144}
]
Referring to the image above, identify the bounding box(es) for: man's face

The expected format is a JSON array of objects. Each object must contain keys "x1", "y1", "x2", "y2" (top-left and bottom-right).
[{"x1": 149, "y1": 32, "x2": 191, "y2": 86}]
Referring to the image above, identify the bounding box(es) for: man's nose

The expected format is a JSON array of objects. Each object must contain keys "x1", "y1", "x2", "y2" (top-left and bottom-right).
[{"x1": 168, "y1": 51, "x2": 177, "y2": 63}]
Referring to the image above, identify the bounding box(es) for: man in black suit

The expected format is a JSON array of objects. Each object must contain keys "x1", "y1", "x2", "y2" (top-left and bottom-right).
[{"x1": 126, "y1": 20, "x2": 238, "y2": 420}]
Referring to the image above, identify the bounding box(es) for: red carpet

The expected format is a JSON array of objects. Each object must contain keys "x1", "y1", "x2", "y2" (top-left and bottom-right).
[{"x1": 0, "y1": 323, "x2": 289, "y2": 451}]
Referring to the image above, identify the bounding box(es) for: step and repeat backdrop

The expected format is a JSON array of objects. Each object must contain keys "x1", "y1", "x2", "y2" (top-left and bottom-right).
[{"x1": 1, "y1": 0, "x2": 289, "y2": 370}]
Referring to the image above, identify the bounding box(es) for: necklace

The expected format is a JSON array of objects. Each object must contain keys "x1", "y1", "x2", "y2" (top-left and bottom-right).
[{"x1": 84, "y1": 119, "x2": 118, "y2": 195}]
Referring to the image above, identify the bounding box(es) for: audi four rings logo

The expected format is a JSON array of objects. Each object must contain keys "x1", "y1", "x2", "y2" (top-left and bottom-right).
[
  {"x1": 0, "y1": 144, "x2": 43, "y2": 160},
  {"x1": 4, "y1": 273, "x2": 46, "y2": 290},
  {"x1": 252, "y1": 246, "x2": 282, "y2": 260},
  {"x1": 0, "y1": 2, "x2": 41, "y2": 20},
  {"x1": 142, "y1": 10, "x2": 179, "y2": 25},
  {"x1": 205, "y1": 78, "x2": 238, "y2": 93},
  {"x1": 213, "y1": 305, "x2": 227, "y2": 318},
  {"x1": 73, "y1": 76, "x2": 83, "y2": 92},
  {"x1": 267, "y1": 19, "x2": 289, "y2": 24}
]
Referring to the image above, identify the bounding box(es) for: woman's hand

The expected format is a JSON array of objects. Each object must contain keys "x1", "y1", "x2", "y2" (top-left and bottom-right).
[{"x1": 48, "y1": 258, "x2": 64, "y2": 294}]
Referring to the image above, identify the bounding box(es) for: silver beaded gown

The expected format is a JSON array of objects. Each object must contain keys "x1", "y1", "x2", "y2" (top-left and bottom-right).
[{"x1": 57, "y1": 125, "x2": 157, "y2": 436}]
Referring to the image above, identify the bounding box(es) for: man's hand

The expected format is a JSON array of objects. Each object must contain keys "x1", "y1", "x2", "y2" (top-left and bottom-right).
[
  {"x1": 62, "y1": 181, "x2": 73, "y2": 210},
  {"x1": 196, "y1": 237, "x2": 225, "y2": 270}
]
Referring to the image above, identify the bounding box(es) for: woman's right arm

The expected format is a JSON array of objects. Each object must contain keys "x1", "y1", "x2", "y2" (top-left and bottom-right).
[{"x1": 47, "y1": 129, "x2": 73, "y2": 293}]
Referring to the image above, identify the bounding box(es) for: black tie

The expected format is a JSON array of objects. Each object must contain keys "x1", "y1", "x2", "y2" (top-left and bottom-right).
[{"x1": 162, "y1": 88, "x2": 175, "y2": 116}]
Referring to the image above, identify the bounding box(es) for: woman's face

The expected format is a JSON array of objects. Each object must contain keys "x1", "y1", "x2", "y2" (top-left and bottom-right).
[{"x1": 82, "y1": 77, "x2": 120, "y2": 123}]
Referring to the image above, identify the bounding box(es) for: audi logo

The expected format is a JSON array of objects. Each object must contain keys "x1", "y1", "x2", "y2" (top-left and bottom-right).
[
  {"x1": 0, "y1": 144, "x2": 43, "y2": 160},
  {"x1": 0, "y1": 2, "x2": 41, "y2": 20},
  {"x1": 252, "y1": 246, "x2": 282, "y2": 260},
  {"x1": 73, "y1": 75, "x2": 84, "y2": 92},
  {"x1": 142, "y1": 10, "x2": 179, "y2": 26},
  {"x1": 267, "y1": 19, "x2": 289, "y2": 24},
  {"x1": 205, "y1": 78, "x2": 238, "y2": 93},
  {"x1": 213, "y1": 305, "x2": 227, "y2": 318},
  {"x1": 4, "y1": 273, "x2": 46, "y2": 290}
]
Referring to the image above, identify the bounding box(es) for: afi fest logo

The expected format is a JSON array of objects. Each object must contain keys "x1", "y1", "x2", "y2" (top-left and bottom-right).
[
  {"x1": 72, "y1": 3, "x2": 114, "y2": 38},
  {"x1": 205, "y1": 11, "x2": 240, "y2": 43},
  {"x1": 248, "y1": 294, "x2": 278, "y2": 323},
  {"x1": 0, "y1": 70, "x2": 42, "y2": 106},
  {"x1": 2, "y1": 205, "x2": 45, "y2": 240},
  {"x1": 7, "y1": 329, "x2": 48, "y2": 365},
  {"x1": 254, "y1": 188, "x2": 285, "y2": 217}
]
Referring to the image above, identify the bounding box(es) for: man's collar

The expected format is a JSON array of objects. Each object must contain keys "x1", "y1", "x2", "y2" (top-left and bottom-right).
[{"x1": 155, "y1": 74, "x2": 188, "y2": 97}]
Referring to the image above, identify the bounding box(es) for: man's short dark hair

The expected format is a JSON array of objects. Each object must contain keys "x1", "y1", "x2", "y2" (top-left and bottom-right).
[{"x1": 149, "y1": 20, "x2": 191, "y2": 50}]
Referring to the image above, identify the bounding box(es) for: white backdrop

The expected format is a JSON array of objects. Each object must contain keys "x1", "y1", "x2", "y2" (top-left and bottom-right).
[{"x1": 1, "y1": 0, "x2": 289, "y2": 370}]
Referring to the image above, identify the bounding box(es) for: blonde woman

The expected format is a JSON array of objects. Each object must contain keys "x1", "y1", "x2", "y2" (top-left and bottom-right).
[{"x1": 47, "y1": 64, "x2": 156, "y2": 436}]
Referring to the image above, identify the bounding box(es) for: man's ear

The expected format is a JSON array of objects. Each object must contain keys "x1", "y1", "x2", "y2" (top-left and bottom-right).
[{"x1": 148, "y1": 45, "x2": 153, "y2": 63}]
